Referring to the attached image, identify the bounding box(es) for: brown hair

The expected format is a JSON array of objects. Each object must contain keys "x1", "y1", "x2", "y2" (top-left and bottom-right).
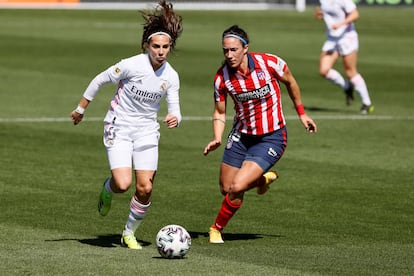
[
  {"x1": 222, "y1": 25, "x2": 249, "y2": 46},
  {"x1": 140, "y1": 0, "x2": 183, "y2": 53}
]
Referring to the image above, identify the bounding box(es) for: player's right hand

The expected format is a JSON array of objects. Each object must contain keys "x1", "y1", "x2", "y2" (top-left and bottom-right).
[
  {"x1": 71, "y1": 111, "x2": 84, "y2": 125},
  {"x1": 203, "y1": 140, "x2": 221, "y2": 156}
]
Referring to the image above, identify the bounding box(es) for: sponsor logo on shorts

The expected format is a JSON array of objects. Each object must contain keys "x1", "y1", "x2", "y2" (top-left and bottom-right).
[{"x1": 267, "y1": 147, "x2": 277, "y2": 157}]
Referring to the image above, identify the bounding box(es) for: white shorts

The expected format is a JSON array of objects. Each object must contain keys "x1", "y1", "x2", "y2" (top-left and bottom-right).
[
  {"x1": 103, "y1": 123, "x2": 160, "y2": 170},
  {"x1": 322, "y1": 31, "x2": 359, "y2": 56}
]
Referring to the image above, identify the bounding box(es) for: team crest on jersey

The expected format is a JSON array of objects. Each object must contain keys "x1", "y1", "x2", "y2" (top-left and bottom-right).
[
  {"x1": 257, "y1": 71, "x2": 266, "y2": 81},
  {"x1": 160, "y1": 81, "x2": 167, "y2": 91}
]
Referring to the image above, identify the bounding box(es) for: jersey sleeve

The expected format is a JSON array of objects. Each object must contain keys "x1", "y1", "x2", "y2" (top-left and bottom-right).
[
  {"x1": 265, "y1": 54, "x2": 287, "y2": 79},
  {"x1": 166, "y1": 71, "x2": 182, "y2": 124},
  {"x1": 213, "y1": 70, "x2": 227, "y2": 103},
  {"x1": 82, "y1": 60, "x2": 129, "y2": 101},
  {"x1": 343, "y1": 0, "x2": 357, "y2": 13}
]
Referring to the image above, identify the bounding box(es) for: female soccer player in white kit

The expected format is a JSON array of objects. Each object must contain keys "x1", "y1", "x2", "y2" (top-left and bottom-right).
[
  {"x1": 316, "y1": 0, "x2": 374, "y2": 114},
  {"x1": 70, "y1": 0, "x2": 183, "y2": 249}
]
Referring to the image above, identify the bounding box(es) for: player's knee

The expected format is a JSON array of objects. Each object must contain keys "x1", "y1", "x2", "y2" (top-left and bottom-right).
[
  {"x1": 229, "y1": 181, "x2": 245, "y2": 194},
  {"x1": 219, "y1": 180, "x2": 231, "y2": 195},
  {"x1": 137, "y1": 181, "x2": 153, "y2": 197},
  {"x1": 113, "y1": 177, "x2": 132, "y2": 192}
]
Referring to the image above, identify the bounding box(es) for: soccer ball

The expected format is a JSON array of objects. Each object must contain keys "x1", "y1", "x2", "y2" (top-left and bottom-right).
[{"x1": 156, "y1": 224, "x2": 191, "y2": 259}]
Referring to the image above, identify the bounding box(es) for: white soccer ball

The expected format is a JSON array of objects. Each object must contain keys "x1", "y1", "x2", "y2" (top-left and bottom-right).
[{"x1": 156, "y1": 224, "x2": 191, "y2": 259}]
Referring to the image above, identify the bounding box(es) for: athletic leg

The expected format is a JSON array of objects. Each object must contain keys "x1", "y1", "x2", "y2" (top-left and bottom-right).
[
  {"x1": 342, "y1": 52, "x2": 373, "y2": 109},
  {"x1": 98, "y1": 167, "x2": 133, "y2": 216},
  {"x1": 209, "y1": 161, "x2": 264, "y2": 243},
  {"x1": 320, "y1": 51, "x2": 344, "y2": 86},
  {"x1": 99, "y1": 124, "x2": 134, "y2": 216},
  {"x1": 121, "y1": 170, "x2": 155, "y2": 249},
  {"x1": 122, "y1": 131, "x2": 159, "y2": 249}
]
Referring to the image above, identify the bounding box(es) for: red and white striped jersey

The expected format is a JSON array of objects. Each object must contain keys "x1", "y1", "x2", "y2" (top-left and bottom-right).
[{"x1": 214, "y1": 52, "x2": 287, "y2": 135}]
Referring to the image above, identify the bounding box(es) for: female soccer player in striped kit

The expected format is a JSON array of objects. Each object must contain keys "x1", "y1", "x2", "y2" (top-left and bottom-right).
[
  {"x1": 203, "y1": 25, "x2": 317, "y2": 243},
  {"x1": 315, "y1": 0, "x2": 374, "y2": 114},
  {"x1": 70, "y1": 0, "x2": 183, "y2": 249}
]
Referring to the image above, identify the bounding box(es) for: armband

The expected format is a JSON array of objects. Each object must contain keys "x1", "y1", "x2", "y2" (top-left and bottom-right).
[
  {"x1": 75, "y1": 105, "x2": 85, "y2": 115},
  {"x1": 295, "y1": 104, "x2": 305, "y2": 116}
]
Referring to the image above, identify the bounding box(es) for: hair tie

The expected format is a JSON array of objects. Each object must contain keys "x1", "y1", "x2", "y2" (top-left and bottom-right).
[
  {"x1": 223, "y1": 34, "x2": 248, "y2": 46},
  {"x1": 147, "y1": 31, "x2": 171, "y2": 42}
]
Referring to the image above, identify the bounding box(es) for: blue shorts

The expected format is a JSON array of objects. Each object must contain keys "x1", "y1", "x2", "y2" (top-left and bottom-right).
[{"x1": 222, "y1": 126, "x2": 288, "y2": 171}]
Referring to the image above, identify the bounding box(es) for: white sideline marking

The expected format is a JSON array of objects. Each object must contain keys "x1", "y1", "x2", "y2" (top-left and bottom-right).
[{"x1": 0, "y1": 115, "x2": 413, "y2": 123}]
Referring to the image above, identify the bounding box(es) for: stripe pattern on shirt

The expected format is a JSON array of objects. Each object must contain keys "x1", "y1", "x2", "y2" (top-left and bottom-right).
[{"x1": 214, "y1": 52, "x2": 287, "y2": 135}]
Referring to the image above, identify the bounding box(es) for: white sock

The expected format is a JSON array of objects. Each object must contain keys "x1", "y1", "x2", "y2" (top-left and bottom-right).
[
  {"x1": 104, "y1": 177, "x2": 112, "y2": 193},
  {"x1": 123, "y1": 197, "x2": 151, "y2": 235},
  {"x1": 325, "y1": 69, "x2": 347, "y2": 90},
  {"x1": 351, "y1": 74, "x2": 372, "y2": 106}
]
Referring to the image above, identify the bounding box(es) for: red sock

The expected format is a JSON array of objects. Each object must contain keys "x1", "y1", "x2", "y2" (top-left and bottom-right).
[{"x1": 213, "y1": 194, "x2": 242, "y2": 231}]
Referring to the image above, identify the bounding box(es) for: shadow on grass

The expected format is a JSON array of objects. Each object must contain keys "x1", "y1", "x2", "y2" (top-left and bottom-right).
[
  {"x1": 188, "y1": 231, "x2": 284, "y2": 241},
  {"x1": 45, "y1": 234, "x2": 152, "y2": 248},
  {"x1": 45, "y1": 231, "x2": 284, "y2": 248},
  {"x1": 304, "y1": 106, "x2": 344, "y2": 113}
]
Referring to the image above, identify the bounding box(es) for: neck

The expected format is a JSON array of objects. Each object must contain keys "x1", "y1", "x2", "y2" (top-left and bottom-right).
[{"x1": 237, "y1": 55, "x2": 249, "y2": 75}]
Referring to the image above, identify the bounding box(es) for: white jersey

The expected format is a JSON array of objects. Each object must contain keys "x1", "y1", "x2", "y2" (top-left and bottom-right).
[
  {"x1": 83, "y1": 53, "x2": 181, "y2": 128},
  {"x1": 319, "y1": 0, "x2": 357, "y2": 38}
]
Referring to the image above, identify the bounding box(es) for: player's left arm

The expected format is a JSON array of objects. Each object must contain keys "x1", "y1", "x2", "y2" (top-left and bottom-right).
[
  {"x1": 164, "y1": 75, "x2": 182, "y2": 128},
  {"x1": 279, "y1": 66, "x2": 317, "y2": 133},
  {"x1": 163, "y1": 114, "x2": 180, "y2": 128},
  {"x1": 332, "y1": 8, "x2": 359, "y2": 30}
]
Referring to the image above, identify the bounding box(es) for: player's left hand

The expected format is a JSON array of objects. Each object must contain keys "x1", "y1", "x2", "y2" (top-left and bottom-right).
[
  {"x1": 163, "y1": 114, "x2": 179, "y2": 128},
  {"x1": 299, "y1": 115, "x2": 317, "y2": 133}
]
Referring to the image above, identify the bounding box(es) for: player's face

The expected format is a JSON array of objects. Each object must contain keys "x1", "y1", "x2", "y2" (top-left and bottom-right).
[
  {"x1": 222, "y1": 37, "x2": 248, "y2": 69},
  {"x1": 147, "y1": 35, "x2": 171, "y2": 70}
]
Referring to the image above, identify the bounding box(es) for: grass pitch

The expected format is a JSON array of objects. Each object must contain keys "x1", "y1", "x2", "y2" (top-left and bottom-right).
[{"x1": 0, "y1": 7, "x2": 413, "y2": 276}]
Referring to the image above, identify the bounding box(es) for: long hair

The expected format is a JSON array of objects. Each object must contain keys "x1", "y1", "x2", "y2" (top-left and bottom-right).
[{"x1": 140, "y1": 0, "x2": 183, "y2": 53}]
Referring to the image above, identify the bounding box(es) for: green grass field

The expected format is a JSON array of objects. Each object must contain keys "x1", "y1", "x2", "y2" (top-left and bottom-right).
[{"x1": 1, "y1": 6, "x2": 413, "y2": 275}]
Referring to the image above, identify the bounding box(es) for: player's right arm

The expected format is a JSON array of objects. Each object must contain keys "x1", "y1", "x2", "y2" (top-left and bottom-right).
[
  {"x1": 71, "y1": 97, "x2": 90, "y2": 125},
  {"x1": 315, "y1": 6, "x2": 323, "y2": 20},
  {"x1": 203, "y1": 101, "x2": 226, "y2": 156},
  {"x1": 70, "y1": 64, "x2": 121, "y2": 125}
]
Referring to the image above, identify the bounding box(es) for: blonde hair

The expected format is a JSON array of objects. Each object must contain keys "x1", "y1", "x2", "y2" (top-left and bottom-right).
[{"x1": 140, "y1": 0, "x2": 183, "y2": 53}]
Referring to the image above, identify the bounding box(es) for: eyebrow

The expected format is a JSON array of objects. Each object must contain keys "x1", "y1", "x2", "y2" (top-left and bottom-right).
[{"x1": 151, "y1": 43, "x2": 170, "y2": 47}]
